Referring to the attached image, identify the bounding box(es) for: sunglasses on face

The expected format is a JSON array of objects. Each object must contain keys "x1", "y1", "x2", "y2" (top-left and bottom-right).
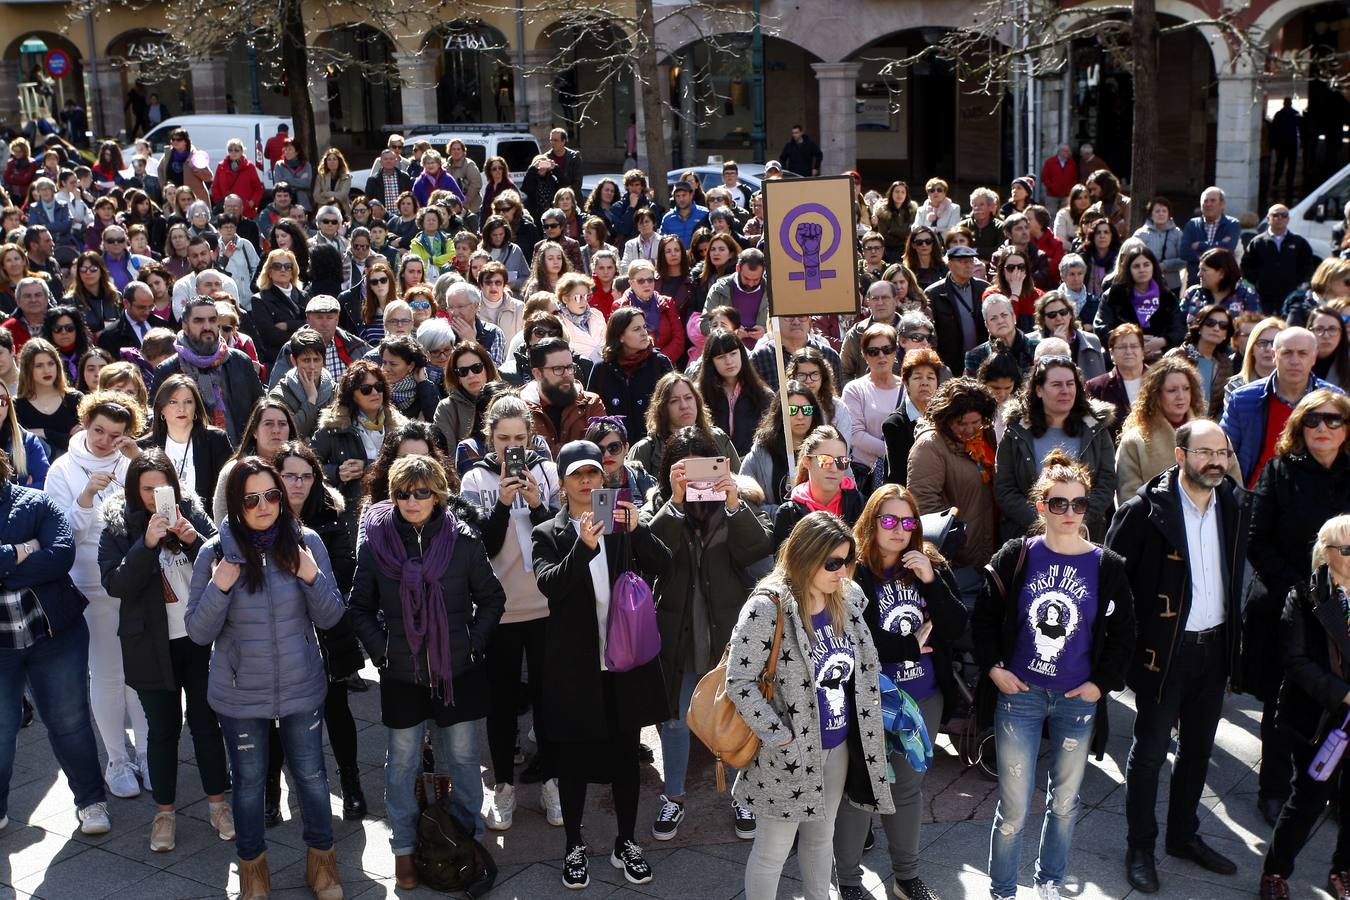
[
  {"x1": 787, "y1": 403, "x2": 814, "y2": 416},
  {"x1": 911, "y1": 237, "x2": 934, "y2": 246},
  {"x1": 900, "y1": 332, "x2": 931, "y2": 344},
  {"x1": 394, "y1": 488, "x2": 435, "y2": 501},
  {"x1": 812, "y1": 453, "x2": 851, "y2": 471},
  {"x1": 531, "y1": 327, "x2": 563, "y2": 339},
  {"x1": 220, "y1": 324, "x2": 236, "y2": 333},
  {"x1": 455, "y1": 362, "x2": 485, "y2": 377},
  {"x1": 355, "y1": 382, "x2": 382, "y2": 396},
  {"x1": 1044, "y1": 496, "x2": 1089, "y2": 515},
  {"x1": 823, "y1": 554, "x2": 855, "y2": 572},
  {"x1": 927, "y1": 187, "x2": 945, "y2": 194},
  {"x1": 319, "y1": 219, "x2": 339, "y2": 226},
  {"x1": 864, "y1": 344, "x2": 897, "y2": 357},
  {"x1": 1003, "y1": 262, "x2": 1026, "y2": 272},
  {"x1": 1305, "y1": 412, "x2": 1347, "y2": 430},
  {"x1": 1044, "y1": 308, "x2": 1071, "y2": 320},
  {"x1": 878, "y1": 515, "x2": 919, "y2": 532},
  {"x1": 632, "y1": 276, "x2": 656, "y2": 285},
  {"x1": 410, "y1": 300, "x2": 431, "y2": 310},
  {"x1": 1202, "y1": 318, "x2": 1231, "y2": 331},
  {"x1": 270, "y1": 261, "x2": 293, "y2": 271},
  {"x1": 598, "y1": 439, "x2": 625, "y2": 457},
  {"x1": 51, "y1": 323, "x2": 76, "y2": 334},
  {"x1": 78, "y1": 265, "x2": 100, "y2": 273},
  {"x1": 104, "y1": 237, "x2": 126, "y2": 245},
  {"x1": 241, "y1": 488, "x2": 283, "y2": 510},
  {"x1": 367, "y1": 276, "x2": 389, "y2": 286},
  {"x1": 544, "y1": 222, "x2": 562, "y2": 230}
]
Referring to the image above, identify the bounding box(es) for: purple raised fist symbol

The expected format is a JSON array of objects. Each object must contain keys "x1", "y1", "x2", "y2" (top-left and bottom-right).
[
  {"x1": 781, "y1": 202, "x2": 840, "y2": 291},
  {"x1": 796, "y1": 222, "x2": 823, "y2": 287}
]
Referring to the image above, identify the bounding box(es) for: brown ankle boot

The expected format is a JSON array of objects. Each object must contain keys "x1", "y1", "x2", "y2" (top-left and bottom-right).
[
  {"x1": 306, "y1": 846, "x2": 343, "y2": 900},
  {"x1": 394, "y1": 853, "x2": 418, "y2": 890},
  {"x1": 238, "y1": 852, "x2": 271, "y2": 900}
]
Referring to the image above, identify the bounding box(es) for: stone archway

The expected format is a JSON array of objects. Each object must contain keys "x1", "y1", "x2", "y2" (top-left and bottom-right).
[
  {"x1": 537, "y1": 18, "x2": 634, "y2": 165},
  {"x1": 316, "y1": 24, "x2": 402, "y2": 155},
  {"x1": 3, "y1": 32, "x2": 87, "y2": 133},
  {"x1": 104, "y1": 29, "x2": 191, "y2": 132},
  {"x1": 423, "y1": 21, "x2": 513, "y2": 125}
]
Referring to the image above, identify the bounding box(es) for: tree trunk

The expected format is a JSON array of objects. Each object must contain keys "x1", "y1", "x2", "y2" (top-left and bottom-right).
[
  {"x1": 634, "y1": 0, "x2": 670, "y2": 206},
  {"x1": 1129, "y1": 0, "x2": 1158, "y2": 230},
  {"x1": 279, "y1": 0, "x2": 318, "y2": 167}
]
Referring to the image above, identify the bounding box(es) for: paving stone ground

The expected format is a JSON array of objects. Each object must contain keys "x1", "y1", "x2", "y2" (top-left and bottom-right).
[{"x1": 0, "y1": 662, "x2": 1336, "y2": 899}]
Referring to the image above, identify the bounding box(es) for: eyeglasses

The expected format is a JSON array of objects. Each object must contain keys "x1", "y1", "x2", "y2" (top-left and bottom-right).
[
  {"x1": 1003, "y1": 262, "x2": 1027, "y2": 272},
  {"x1": 911, "y1": 238, "x2": 934, "y2": 246},
  {"x1": 793, "y1": 370, "x2": 822, "y2": 382},
  {"x1": 597, "y1": 439, "x2": 625, "y2": 457},
  {"x1": 787, "y1": 403, "x2": 814, "y2": 416},
  {"x1": 1334, "y1": 546, "x2": 1350, "y2": 557},
  {"x1": 878, "y1": 515, "x2": 918, "y2": 532},
  {"x1": 387, "y1": 317, "x2": 413, "y2": 327},
  {"x1": 530, "y1": 327, "x2": 563, "y2": 339},
  {"x1": 823, "y1": 554, "x2": 855, "y2": 572},
  {"x1": 1044, "y1": 496, "x2": 1089, "y2": 515},
  {"x1": 542, "y1": 363, "x2": 577, "y2": 377},
  {"x1": 455, "y1": 362, "x2": 485, "y2": 377},
  {"x1": 394, "y1": 488, "x2": 435, "y2": 501},
  {"x1": 409, "y1": 300, "x2": 431, "y2": 310},
  {"x1": 632, "y1": 276, "x2": 656, "y2": 285},
  {"x1": 1312, "y1": 325, "x2": 1341, "y2": 337},
  {"x1": 1254, "y1": 338, "x2": 1276, "y2": 350},
  {"x1": 1183, "y1": 447, "x2": 1235, "y2": 462},
  {"x1": 241, "y1": 488, "x2": 283, "y2": 510},
  {"x1": 1304, "y1": 412, "x2": 1347, "y2": 430},
  {"x1": 78, "y1": 265, "x2": 100, "y2": 273},
  {"x1": 863, "y1": 244, "x2": 884, "y2": 253},
  {"x1": 353, "y1": 206, "x2": 369, "y2": 213},
  {"x1": 51, "y1": 323, "x2": 76, "y2": 334},
  {"x1": 355, "y1": 382, "x2": 382, "y2": 396},
  {"x1": 281, "y1": 472, "x2": 315, "y2": 485},
  {"x1": 270, "y1": 261, "x2": 293, "y2": 271},
  {"x1": 104, "y1": 237, "x2": 126, "y2": 245},
  {"x1": 864, "y1": 344, "x2": 897, "y2": 357},
  {"x1": 926, "y1": 187, "x2": 945, "y2": 194},
  {"x1": 367, "y1": 276, "x2": 389, "y2": 286},
  {"x1": 1044, "y1": 308, "x2": 1071, "y2": 320},
  {"x1": 812, "y1": 453, "x2": 850, "y2": 471}
]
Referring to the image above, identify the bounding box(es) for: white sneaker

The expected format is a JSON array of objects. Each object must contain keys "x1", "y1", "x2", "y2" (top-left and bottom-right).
[
  {"x1": 541, "y1": 778, "x2": 563, "y2": 826},
  {"x1": 487, "y1": 782, "x2": 515, "y2": 831},
  {"x1": 209, "y1": 802, "x2": 235, "y2": 840},
  {"x1": 0, "y1": 815, "x2": 8, "y2": 830},
  {"x1": 1035, "y1": 882, "x2": 1061, "y2": 900},
  {"x1": 78, "y1": 802, "x2": 111, "y2": 835},
  {"x1": 104, "y1": 760, "x2": 140, "y2": 799},
  {"x1": 137, "y1": 755, "x2": 152, "y2": 793},
  {"x1": 149, "y1": 811, "x2": 175, "y2": 852}
]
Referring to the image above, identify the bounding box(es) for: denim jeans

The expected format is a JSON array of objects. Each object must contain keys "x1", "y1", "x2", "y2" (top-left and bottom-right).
[
  {"x1": 218, "y1": 705, "x2": 334, "y2": 862},
  {"x1": 386, "y1": 720, "x2": 483, "y2": 854},
  {"x1": 0, "y1": 618, "x2": 105, "y2": 816},
  {"x1": 657, "y1": 671, "x2": 701, "y2": 798},
  {"x1": 988, "y1": 686, "x2": 1096, "y2": 897}
]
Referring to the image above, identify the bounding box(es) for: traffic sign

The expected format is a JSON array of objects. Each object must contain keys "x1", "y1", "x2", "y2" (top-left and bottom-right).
[{"x1": 44, "y1": 49, "x2": 71, "y2": 79}]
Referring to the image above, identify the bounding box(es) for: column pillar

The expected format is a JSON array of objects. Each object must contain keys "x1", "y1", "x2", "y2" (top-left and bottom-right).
[
  {"x1": 0, "y1": 68, "x2": 18, "y2": 134},
  {"x1": 1215, "y1": 72, "x2": 1262, "y2": 219},
  {"x1": 188, "y1": 58, "x2": 228, "y2": 115},
  {"x1": 307, "y1": 60, "x2": 331, "y2": 150},
  {"x1": 93, "y1": 60, "x2": 126, "y2": 140},
  {"x1": 394, "y1": 50, "x2": 436, "y2": 128},
  {"x1": 811, "y1": 62, "x2": 861, "y2": 176},
  {"x1": 521, "y1": 48, "x2": 554, "y2": 142}
]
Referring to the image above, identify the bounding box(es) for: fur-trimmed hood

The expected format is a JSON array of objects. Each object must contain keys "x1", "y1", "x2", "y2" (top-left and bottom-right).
[{"x1": 316, "y1": 402, "x2": 408, "y2": 435}]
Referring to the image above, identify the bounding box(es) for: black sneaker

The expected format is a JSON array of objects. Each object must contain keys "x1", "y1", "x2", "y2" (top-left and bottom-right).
[
  {"x1": 651, "y1": 794, "x2": 684, "y2": 841},
  {"x1": 610, "y1": 838, "x2": 653, "y2": 884},
  {"x1": 562, "y1": 843, "x2": 589, "y2": 890},
  {"x1": 895, "y1": 876, "x2": 942, "y2": 900},
  {"x1": 731, "y1": 798, "x2": 756, "y2": 839},
  {"x1": 520, "y1": 754, "x2": 546, "y2": 784},
  {"x1": 838, "y1": 887, "x2": 868, "y2": 900}
]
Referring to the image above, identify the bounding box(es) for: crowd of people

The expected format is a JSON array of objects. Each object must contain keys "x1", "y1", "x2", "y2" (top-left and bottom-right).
[{"x1": 4, "y1": 120, "x2": 1350, "y2": 900}]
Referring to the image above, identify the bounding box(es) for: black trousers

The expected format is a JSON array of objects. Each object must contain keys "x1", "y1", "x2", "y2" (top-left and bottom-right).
[
  {"x1": 1265, "y1": 740, "x2": 1350, "y2": 877},
  {"x1": 485, "y1": 617, "x2": 551, "y2": 786},
  {"x1": 136, "y1": 637, "x2": 229, "y2": 806},
  {"x1": 1124, "y1": 631, "x2": 1228, "y2": 850},
  {"x1": 1261, "y1": 693, "x2": 1296, "y2": 803}
]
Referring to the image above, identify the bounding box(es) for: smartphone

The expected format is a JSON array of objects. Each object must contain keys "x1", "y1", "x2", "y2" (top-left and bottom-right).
[
  {"x1": 504, "y1": 446, "x2": 526, "y2": 480},
  {"x1": 154, "y1": 485, "x2": 178, "y2": 527},
  {"x1": 591, "y1": 488, "x2": 619, "y2": 535},
  {"x1": 684, "y1": 456, "x2": 729, "y2": 503}
]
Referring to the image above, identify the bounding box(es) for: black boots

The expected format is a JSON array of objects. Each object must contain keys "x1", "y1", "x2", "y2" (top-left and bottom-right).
[{"x1": 339, "y1": 767, "x2": 367, "y2": 821}]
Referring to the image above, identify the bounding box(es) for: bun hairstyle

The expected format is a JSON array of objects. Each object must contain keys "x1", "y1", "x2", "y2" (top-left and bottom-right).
[{"x1": 1029, "y1": 448, "x2": 1093, "y2": 532}]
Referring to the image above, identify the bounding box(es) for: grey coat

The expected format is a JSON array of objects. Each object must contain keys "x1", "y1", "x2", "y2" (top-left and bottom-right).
[
  {"x1": 267, "y1": 366, "x2": 337, "y2": 440},
  {"x1": 727, "y1": 577, "x2": 895, "y2": 822},
  {"x1": 432, "y1": 388, "x2": 477, "y2": 451},
  {"x1": 185, "y1": 521, "x2": 345, "y2": 720}
]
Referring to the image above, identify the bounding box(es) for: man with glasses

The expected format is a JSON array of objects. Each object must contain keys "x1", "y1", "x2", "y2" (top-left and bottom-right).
[
  {"x1": 533, "y1": 208, "x2": 585, "y2": 272},
  {"x1": 546, "y1": 128, "x2": 583, "y2": 198},
  {"x1": 609, "y1": 169, "x2": 666, "y2": 245},
  {"x1": 309, "y1": 205, "x2": 348, "y2": 256},
  {"x1": 1222, "y1": 326, "x2": 1341, "y2": 486},
  {"x1": 526, "y1": 337, "x2": 605, "y2": 456},
  {"x1": 445, "y1": 282, "x2": 506, "y2": 365},
  {"x1": 1107, "y1": 418, "x2": 1251, "y2": 893},
  {"x1": 100, "y1": 225, "x2": 152, "y2": 293},
  {"x1": 749, "y1": 314, "x2": 842, "y2": 390},
  {"x1": 841, "y1": 280, "x2": 903, "y2": 380},
  {"x1": 1241, "y1": 204, "x2": 1316, "y2": 314},
  {"x1": 97, "y1": 281, "x2": 167, "y2": 354},
  {"x1": 151, "y1": 296, "x2": 263, "y2": 445},
  {"x1": 2, "y1": 277, "x2": 55, "y2": 352},
  {"x1": 267, "y1": 295, "x2": 371, "y2": 387},
  {"x1": 342, "y1": 227, "x2": 374, "y2": 294},
  {"x1": 858, "y1": 231, "x2": 888, "y2": 286},
  {"x1": 366, "y1": 134, "x2": 411, "y2": 177}
]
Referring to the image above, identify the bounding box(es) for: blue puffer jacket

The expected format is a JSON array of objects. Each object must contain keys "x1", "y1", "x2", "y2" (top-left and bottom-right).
[
  {"x1": 185, "y1": 520, "x2": 345, "y2": 720},
  {"x1": 0, "y1": 481, "x2": 83, "y2": 636},
  {"x1": 1220, "y1": 372, "x2": 1342, "y2": 484}
]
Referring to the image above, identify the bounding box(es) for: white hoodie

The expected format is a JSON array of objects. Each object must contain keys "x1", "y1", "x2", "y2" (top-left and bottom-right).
[{"x1": 44, "y1": 431, "x2": 132, "y2": 594}]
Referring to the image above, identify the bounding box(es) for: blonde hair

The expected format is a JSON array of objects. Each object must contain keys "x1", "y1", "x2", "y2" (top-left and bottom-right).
[
  {"x1": 1240, "y1": 316, "x2": 1285, "y2": 383},
  {"x1": 0, "y1": 382, "x2": 27, "y2": 480},
  {"x1": 769, "y1": 510, "x2": 855, "y2": 647},
  {"x1": 792, "y1": 425, "x2": 847, "y2": 485},
  {"x1": 97, "y1": 361, "x2": 149, "y2": 410},
  {"x1": 1312, "y1": 513, "x2": 1350, "y2": 570},
  {"x1": 256, "y1": 248, "x2": 304, "y2": 292}
]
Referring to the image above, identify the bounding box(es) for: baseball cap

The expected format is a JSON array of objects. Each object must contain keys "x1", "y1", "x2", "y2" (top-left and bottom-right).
[
  {"x1": 672, "y1": 181, "x2": 693, "y2": 194},
  {"x1": 764, "y1": 160, "x2": 783, "y2": 173},
  {"x1": 557, "y1": 441, "x2": 604, "y2": 477},
  {"x1": 945, "y1": 245, "x2": 979, "y2": 259},
  {"x1": 306, "y1": 294, "x2": 341, "y2": 313}
]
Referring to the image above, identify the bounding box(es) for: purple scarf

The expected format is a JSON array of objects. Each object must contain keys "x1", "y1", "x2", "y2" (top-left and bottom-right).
[{"x1": 363, "y1": 499, "x2": 459, "y2": 700}]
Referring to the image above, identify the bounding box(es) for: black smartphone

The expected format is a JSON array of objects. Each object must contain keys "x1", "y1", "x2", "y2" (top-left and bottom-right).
[{"x1": 504, "y1": 446, "x2": 526, "y2": 480}]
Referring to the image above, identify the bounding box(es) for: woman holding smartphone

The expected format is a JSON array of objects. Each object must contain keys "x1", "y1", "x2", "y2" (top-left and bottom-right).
[{"x1": 532, "y1": 440, "x2": 672, "y2": 889}]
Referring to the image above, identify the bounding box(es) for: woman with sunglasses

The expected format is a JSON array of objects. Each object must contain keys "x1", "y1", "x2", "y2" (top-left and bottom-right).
[
  {"x1": 904, "y1": 225, "x2": 947, "y2": 290},
  {"x1": 833, "y1": 484, "x2": 965, "y2": 900},
  {"x1": 772, "y1": 424, "x2": 863, "y2": 545},
  {"x1": 213, "y1": 398, "x2": 299, "y2": 524},
  {"x1": 975, "y1": 450, "x2": 1133, "y2": 900},
  {"x1": 532, "y1": 439, "x2": 672, "y2": 890},
  {"x1": 185, "y1": 457, "x2": 346, "y2": 900},
  {"x1": 646, "y1": 426, "x2": 771, "y2": 845},
  {"x1": 583, "y1": 416, "x2": 658, "y2": 508},
  {"x1": 729, "y1": 510, "x2": 892, "y2": 900},
  {"x1": 313, "y1": 360, "x2": 406, "y2": 529},
  {"x1": 432, "y1": 340, "x2": 499, "y2": 449},
  {"x1": 459, "y1": 394, "x2": 563, "y2": 832},
  {"x1": 1035, "y1": 290, "x2": 1105, "y2": 381},
  {"x1": 739, "y1": 381, "x2": 826, "y2": 518},
  {"x1": 41, "y1": 306, "x2": 94, "y2": 386},
  {"x1": 341, "y1": 258, "x2": 399, "y2": 344},
  {"x1": 249, "y1": 249, "x2": 307, "y2": 369},
  {"x1": 842, "y1": 323, "x2": 902, "y2": 473},
  {"x1": 142, "y1": 374, "x2": 233, "y2": 506},
  {"x1": 1162, "y1": 303, "x2": 1237, "y2": 417},
  {"x1": 67, "y1": 251, "x2": 121, "y2": 336},
  {"x1": 628, "y1": 371, "x2": 740, "y2": 478},
  {"x1": 97, "y1": 450, "x2": 232, "y2": 853},
  {"x1": 480, "y1": 156, "x2": 517, "y2": 212},
  {"x1": 1245, "y1": 390, "x2": 1350, "y2": 825}
]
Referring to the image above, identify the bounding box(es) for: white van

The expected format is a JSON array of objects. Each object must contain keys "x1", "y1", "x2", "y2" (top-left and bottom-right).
[
  {"x1": 1286, "y1": 161, "x2": 1350, "y2": 258},
  {"x1": 123, "y1": 114, "x2": 295, "y2": 189},
  {"x1": 401, "y1": 125, "x2": 540, "y2": 184}
]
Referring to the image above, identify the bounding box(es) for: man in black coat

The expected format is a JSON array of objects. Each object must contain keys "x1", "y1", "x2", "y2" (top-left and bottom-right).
[
  {"x1": 927, "y1": 245, "x2": 989, "y2": 377},
  {"x1": 363, "y1": 150, "x2": 413, "y2": 211},
  {"x1": 1241, "y1": 204, "x2": 1316, "y2": 314},
  {"x1": 97, "y1": 281, "x2": 169, "y2": 355},
  {"x1": 778, "y1": 125, "x2": 822, "y2": 177},
  {"x1": 1105, "y1": 419, "x2": 1252, "y2": 894},
  {"x1": 546, "y1": 128, "x2": 583, "y2": 199}
]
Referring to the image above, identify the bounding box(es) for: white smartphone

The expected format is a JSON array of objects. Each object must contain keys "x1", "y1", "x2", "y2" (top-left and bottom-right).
[
  {"x1": 684, "y1": 456, "x2": 729, "y2": 502},
  {"x1": 154, "y1": 485, "x2": 178, "y2": 527}
]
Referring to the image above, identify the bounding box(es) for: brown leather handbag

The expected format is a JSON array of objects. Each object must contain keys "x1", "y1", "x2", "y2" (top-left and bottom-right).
[{"x1": 685, "y1": 591, "x2": 783, "y2": 791}]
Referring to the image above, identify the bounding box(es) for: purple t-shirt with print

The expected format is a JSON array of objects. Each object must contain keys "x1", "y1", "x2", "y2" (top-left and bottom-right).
[
  {"x1": 1007, "y1": 537, "x2": 1101, "y2": 691},
  {"x1": 875, "y1": 578, "x2": 938, "y2": 701},
  {"x1": 811, "y1": 610, "x2": 855, "y2": 750}
]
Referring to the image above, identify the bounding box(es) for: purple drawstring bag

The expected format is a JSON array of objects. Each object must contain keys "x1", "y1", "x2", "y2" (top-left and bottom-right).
[
  {"x1": 604, "y1": 571, "x2": 661, "y2": 672},
  {"x1": 1309, "y1": 710, "x2": 1350, "y2": 782}
]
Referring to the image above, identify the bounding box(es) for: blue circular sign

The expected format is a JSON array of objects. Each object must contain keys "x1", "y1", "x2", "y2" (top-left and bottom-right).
[{"x1": 44, "y1": 50, "x2": 71, "y2": 79}]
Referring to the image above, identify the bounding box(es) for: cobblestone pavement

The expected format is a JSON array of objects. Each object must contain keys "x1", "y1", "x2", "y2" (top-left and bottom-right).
[{"x1": 0, "y1": 664, "x2": 1332, "y2": 899}]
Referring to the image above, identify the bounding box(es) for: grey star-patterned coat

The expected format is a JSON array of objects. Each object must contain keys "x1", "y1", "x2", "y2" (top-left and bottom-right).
[{"x1": 726, "y1": 577, "x2": 895, "y2": 823}]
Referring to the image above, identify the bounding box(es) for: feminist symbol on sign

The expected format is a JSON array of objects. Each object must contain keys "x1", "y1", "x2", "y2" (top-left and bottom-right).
[{"x1": 779, "y1": 203, "x2": 841, "y2": 291}]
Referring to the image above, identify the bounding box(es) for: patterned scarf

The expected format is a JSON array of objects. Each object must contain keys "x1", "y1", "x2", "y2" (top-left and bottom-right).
[
  {"x1": 174, "y1": 334, "x2": 230, "y2": 432},
  {"x1": 560, "y1": 304, "x2": 591, "y2": 330},
  {"x1": 357, "y1": 410, "x2": 385, "y2": 432},
  {"x1": 389, "y1": 374, "x2": 417, "y2": 411}
]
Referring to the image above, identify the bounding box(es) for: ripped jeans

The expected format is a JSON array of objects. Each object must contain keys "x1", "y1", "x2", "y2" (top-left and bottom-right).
[
  {"x1": 218, "y1": 706, "x2": 334, "y2": 861},
  {"x1": 988, "y1": 686, "x2": 1096, "y2": 898}
]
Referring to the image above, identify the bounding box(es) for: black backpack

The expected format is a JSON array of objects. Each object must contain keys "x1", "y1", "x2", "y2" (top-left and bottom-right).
[{"x1": 414, "y1": 798, "x2": 497, "y2": 896}]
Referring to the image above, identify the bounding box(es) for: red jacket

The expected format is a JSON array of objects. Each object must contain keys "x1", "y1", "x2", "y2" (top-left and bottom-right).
[
  {"x1": 212, "y1": 159, "x2": 265, "y2": 218},
  {"x1": 1039, "y1": 155, "x2": 1079, "y2": 199},
  {"x1": 1034, "y1": 231, "x2": 1065, "y2": 288},
  {"x1": 263, "y1": 134, "x2": 288, "y2": 172},
  {"x1": 617, "y1": 288, "x2": 685, "y2": 363}
]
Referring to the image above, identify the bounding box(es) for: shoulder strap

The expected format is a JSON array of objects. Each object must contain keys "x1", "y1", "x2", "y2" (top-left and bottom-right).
[
  {"x1": 988, "y1": 538, "x2": 1028, "y2": 602},
  {"x1": 757, "y1": 590, "x2": 785, "y2": 697}
]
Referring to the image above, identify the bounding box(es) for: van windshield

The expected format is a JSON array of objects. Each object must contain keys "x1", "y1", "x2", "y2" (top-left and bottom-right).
[
  {"x1": 500, "y1": 141, "x2": 538, "y2": 173},
  {"x1": 143, "y1": 125, "x2": 175, "y2": 153}
]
